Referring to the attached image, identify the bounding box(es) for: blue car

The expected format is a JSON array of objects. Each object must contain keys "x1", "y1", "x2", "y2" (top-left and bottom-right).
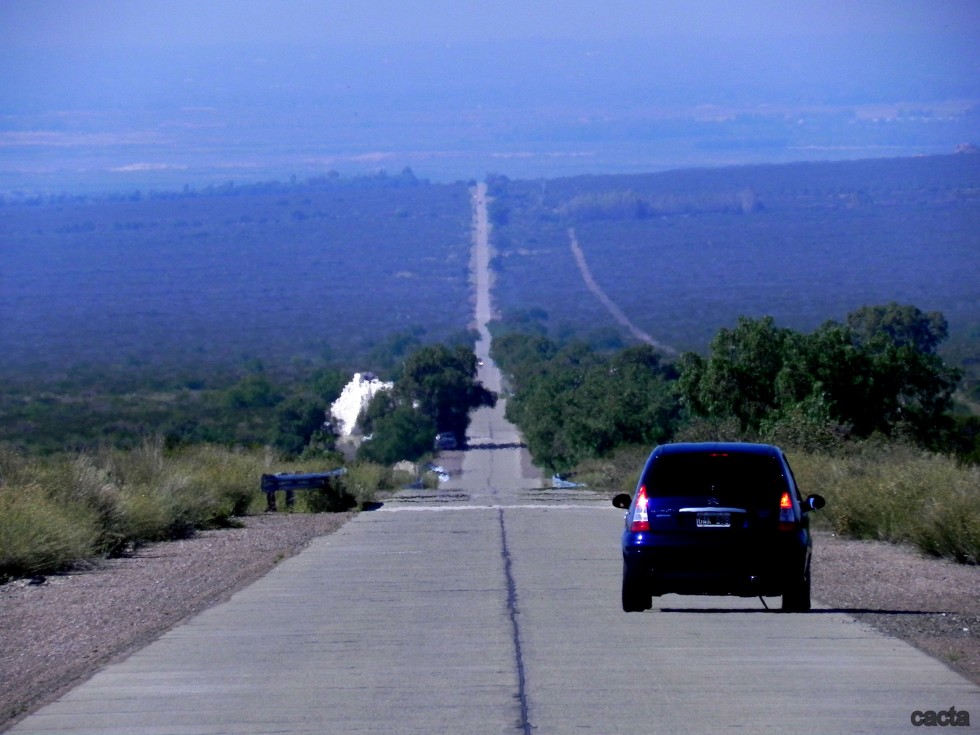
[{"x1": 612, "y1": 442, "x2": 825, "y2": 613}]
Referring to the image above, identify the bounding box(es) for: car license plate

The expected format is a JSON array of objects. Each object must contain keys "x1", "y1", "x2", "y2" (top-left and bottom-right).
[{"x1": 696, "y1": 512, "x2": 731, "y2": 528}]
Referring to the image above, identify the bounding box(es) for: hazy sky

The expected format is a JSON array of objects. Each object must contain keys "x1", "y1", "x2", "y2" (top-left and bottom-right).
[
  {"x1": 2, "y1": 0, "x2": 978, "y2": 188},
  {"x1": 3, "y1": 0, "x2": 979, "y2": 48}
]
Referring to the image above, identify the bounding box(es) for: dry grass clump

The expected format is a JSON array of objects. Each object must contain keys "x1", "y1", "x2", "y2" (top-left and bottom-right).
[
  {"x1": 790, "y1": 444, "x2": 979, "y2": 564},
  {"x1": 0, "y1": 441, "x2": 381, "y2": 582},
  {"x1": 0, "y1": 486, "x2": 100, "y2": 578},
  {"x1": 297, "y1": 462, "x2": 399, "y2": 513},
  {"x1": 573, "y1": 444, "x2": 653, "y2": 496}
]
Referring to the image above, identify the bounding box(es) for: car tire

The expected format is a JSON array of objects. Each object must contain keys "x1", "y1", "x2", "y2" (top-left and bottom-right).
[
  {"x1": 781, "y1": 560, "x2": 812, "y2": 613},
  {"x1": 622, "y1": 563, "x2": 652, "y2": 612}
]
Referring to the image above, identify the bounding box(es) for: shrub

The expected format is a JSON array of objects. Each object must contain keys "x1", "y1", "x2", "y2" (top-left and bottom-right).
[
  {"x1": 573, "y1": 444, "x2": 653, "y2": 495},
  {"x1": 117, "y1": 474, "x2": 197, "y2": 544},
  {"x1": 0, "y1": 441, "x2": 389, "y2": 582},
  {"x1": 909, "y1": 461, "x2": 980, "y2": 564},
  {"x1": 0, "y1": 445, "x2": 30, "y2": 485},
  {"x1": 789, "y1": 444, "x2": 980, "y2": 564},
  {"x1": 339, "y1": 462, "x2": 389, "y2": 507},
  {"x1": 0, "y1": 485, "x2": 100, "y2": 581},
  {"x1": 304, "y1": 475, "x2": 357, "y2": 513},
  {"x1": 672, "y1": 416, "x2": 751, "y2": 444},
  {"x1": 295, "y1": 463, "x2": 389, "y2": 512},
  {"x1": 45, "y1": 455, "x2": 128, "y2": 554},
  {"x1": 173, "y1": 444, "x2": 267, "y2": 519}
]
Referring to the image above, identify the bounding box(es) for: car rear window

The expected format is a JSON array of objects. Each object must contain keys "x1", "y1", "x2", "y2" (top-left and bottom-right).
[{"x1": 642, "y1": 452, "x2": 787, "y2": 507}]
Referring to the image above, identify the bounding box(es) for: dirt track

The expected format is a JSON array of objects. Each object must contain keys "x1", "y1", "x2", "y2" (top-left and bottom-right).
[{"x1": 567, "y1": 226, "x2": 677, "y2": 355}]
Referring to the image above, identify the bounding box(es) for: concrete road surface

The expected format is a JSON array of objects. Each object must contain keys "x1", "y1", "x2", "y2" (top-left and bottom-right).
[
  {"x1": 11, "y1": 404, "x2": 980, "y2": 734},
  {"x1": 9, "y1": 184, "x2": 978, "y2": 734},
  {"x1": 10, "y1": 361, "x2": 980, "y2": 735}
]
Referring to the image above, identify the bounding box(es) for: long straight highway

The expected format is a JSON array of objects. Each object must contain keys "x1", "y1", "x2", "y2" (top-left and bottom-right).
[{"x1": 8, "y1": 184, "x2": 978, "y2": 734}]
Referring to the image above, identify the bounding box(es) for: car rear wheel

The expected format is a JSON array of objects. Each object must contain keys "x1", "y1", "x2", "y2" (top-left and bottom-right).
[
  {"x1": 622, "y1": 563, "x2": 652, "y2": 612},
  {"x1": 781, "y1": 560, "x2": 811, "y2": 612}
]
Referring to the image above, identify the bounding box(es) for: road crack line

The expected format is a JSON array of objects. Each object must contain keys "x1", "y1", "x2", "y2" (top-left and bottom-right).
[{"x1": 498, "y1": 508, "x2": 533, "y2": 734}]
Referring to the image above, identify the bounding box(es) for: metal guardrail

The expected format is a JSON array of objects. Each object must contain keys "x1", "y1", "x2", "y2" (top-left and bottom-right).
[{"x1": 260, "y1": 468, "x2": 347, "y2": 511}]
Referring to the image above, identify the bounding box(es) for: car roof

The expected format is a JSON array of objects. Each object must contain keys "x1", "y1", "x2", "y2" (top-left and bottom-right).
[{"x1": 652, "y1": 442, "x2": 782, "y2": 457}]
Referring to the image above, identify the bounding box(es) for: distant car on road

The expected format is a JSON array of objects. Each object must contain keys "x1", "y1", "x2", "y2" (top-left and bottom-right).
[
  {"x1": 433, "y1": 432, "x2": 458, "y2": 451},
  {"x1": 613, "y1": 442, "x2": 825, "y2": 613},
  {"x1": 424, "y1": 463, "x2": 451, "y2": 483}
]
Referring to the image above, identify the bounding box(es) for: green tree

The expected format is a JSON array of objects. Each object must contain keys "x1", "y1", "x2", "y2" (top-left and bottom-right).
[
  {"x1": 358, "y1": 405, "x2": 436, "y2": 465},
  {"x1": 505, "y1": 342, "x2": 598, "y2": 469},
  {"x1": 844, "y1": 303, "x2": 959, "y2": 444},
  {"x1": 490, "y1": 331, "x2": 558, "y2": 384},
  {"x1": 356, "y1": 344, "x2": 495, "y2": 463},
  {"x1": 503, "y1": 340, "x2": 678, "y2": 471},
  {"x1": 224, "y1": 373, "x2": 282, "y2": 410},
  {"x1": 395, "y1": 344, "x2": 496, "y2": 442},
  {"x1": 847, "y1": 302, "x2": 948, "y2": 354},
  {"x1": 678, "y1": 305, "x2": 960, "y2": 447},
  {"x1": 310, "y1": 367, "x2": 348, "y2": 405},
  {"x1": 358, "y1": 390, "x2": 397, "y2": 436},
  {"x1": 273, "y1": 396, "x2": 327, "y2": 456},
  {"x1": 677, "y1": 316, "x2": 792, "y2": 431},
  {"x1": 368, "y1": 327, "x2": 426, "y2": 375}
]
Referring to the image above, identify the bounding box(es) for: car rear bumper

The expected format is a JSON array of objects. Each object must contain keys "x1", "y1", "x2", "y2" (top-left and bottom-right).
[{"x1": 622, "y1": 532, "x2": 809, "y2": 597}]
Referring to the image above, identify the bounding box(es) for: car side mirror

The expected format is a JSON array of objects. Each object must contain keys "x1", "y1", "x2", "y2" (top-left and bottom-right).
[
  {"x1": 803, "y1": 494, "x2": 826, "y2": 512},
  {"x1": 612, "y1": 493, "x2": 632, "y2": 509}
]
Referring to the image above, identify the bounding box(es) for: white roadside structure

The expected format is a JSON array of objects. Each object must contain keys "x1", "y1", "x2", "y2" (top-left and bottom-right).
[{"x1": 329, "y1": 372, "x2": 393, "y2": 437}]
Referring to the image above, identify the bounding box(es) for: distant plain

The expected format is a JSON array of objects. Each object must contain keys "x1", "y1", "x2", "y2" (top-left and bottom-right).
[
  {"x1": 1, "y1": 154, "x2": 978, "y2": 383},
  {"x1": 490, "y1": 154, "x2": 980, "y2": 352},
  {"x1": 0, "y1": 177, "x2": 473, "y2": 375}
]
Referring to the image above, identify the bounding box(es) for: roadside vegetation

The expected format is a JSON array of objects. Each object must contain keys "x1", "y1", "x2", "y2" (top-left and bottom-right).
[
  {"x1": 2, "y1": 158, "x2": 978, "y2": 580},
  {"x1": 0, "y1": 341, "x2": 491, "y2": 582},
  {"x1": 357, "y1": 343, "x2": 494, "y2": 465},
  {"x1": 2, "y1": 301, "x2": 976, "y2": 579},
  {"x1": 0, "y1": 440, "x2": 397, "y2": 582},
  {"x1": 492, "y1": 302, "x2": 979, "y2": 565},
  {"x1": 569, "y1": 441, "x2": 979, "y2": 565},
  {"x1": 790, "y1": 446, "x2": 980, "y2": 564},
  {"x1": 0, "y1": 327, "x2": 477, "y2": 456},
  {"x1": 492, "y1": 303, "x2": 972, "y2": 468}
]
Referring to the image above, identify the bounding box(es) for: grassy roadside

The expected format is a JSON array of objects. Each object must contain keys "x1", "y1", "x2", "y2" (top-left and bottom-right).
[
  {"x1": 789, "y1": 444, "x2": 980, "y2": 565},
  {"x1": 0, "y1": 441, "x2": 393, "y2": 582},
  {"x1": 4, "y1": 438, "x2": 976, "y2": 581},
  {"x1": 574, "y1": 441, "x2": 979, "y2": 565}
]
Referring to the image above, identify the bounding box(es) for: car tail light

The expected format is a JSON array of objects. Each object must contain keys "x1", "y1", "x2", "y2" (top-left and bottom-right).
[
  {"x1": 630, "y1": 485, "x2": 650, "y2": 532},
  {"x1": 778, "y1": 491, "x2": 796, "y2": 530}
]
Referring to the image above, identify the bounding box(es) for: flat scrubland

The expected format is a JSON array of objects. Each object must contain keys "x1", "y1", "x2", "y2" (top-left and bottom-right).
[
  {"x1": 0, "y1": 174, "x2": 478, "y2": 452},
  {"x1": 0, "y1": 174, "x2": 474, "y2": 374},
  {"x1": 0, "y1": 161, "x2": 977, "y2": 723},
  {"x1": 488, "y1": 155, "x2": 980, "y2": 354},
  {"x1": 1, "y1": 157, "x2": 978, "y2": 576}
]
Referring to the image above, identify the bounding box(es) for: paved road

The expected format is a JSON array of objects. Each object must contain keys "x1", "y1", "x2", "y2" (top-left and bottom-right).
[{"x1": 9, "y1": 185, "x2": 978, "y2": 734}]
